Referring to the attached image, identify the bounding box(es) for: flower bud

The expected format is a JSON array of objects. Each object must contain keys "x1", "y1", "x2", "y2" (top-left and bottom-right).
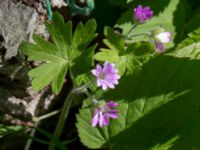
[{"x1": 152, "y1": 28, "x2": 172, "y2": 53}]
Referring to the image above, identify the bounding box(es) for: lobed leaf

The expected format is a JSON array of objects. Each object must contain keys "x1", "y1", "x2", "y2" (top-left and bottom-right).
[
  {"x1": 95, "y1": 27, "x2": 153, "y2": 75},
  {"x1": 20, "y1": 12, "x2": 97, "y2": 93}
]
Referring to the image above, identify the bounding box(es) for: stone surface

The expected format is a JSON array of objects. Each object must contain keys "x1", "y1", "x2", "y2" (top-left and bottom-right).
[{"x1": 0, "y1": 0, "x2": 37, "y2": 60}]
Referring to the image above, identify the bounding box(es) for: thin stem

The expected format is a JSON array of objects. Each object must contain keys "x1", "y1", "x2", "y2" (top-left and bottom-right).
[
  {"x1": 75, "y1": 79, "x2": 95, "y2": 93},
  {"x1": 24, "y1": 122, "x2": 39, "y2": 150},
  {"x1": 133, "y1": 57, "x2": 143, "y2": 66},
  {"x1": 151, "y1": 51, "x2": 157, "y2": 57},
  {"x1": 83, "y1": 88, "x2": 93, "y2": 100},
  {"x1": 33, "y1": 110, "x2": 61, "y2": 122},
  {"x1": 48, "y1": 89, "x2": 75, "y2": 150},
  {"x1": 127, "y1": 24, "x2": 137, "y2": 36},
  {"x1": 129, "y1": 32, "x2": 151, "y2": 38}
]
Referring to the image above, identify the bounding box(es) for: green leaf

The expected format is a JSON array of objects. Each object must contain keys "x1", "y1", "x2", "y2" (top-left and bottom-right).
[
  {"x1": 95, "y1": 27, "x2": 153, "y2": 75},
  {"x1": 71, "y1": 44, "x2": 97, "y2": 85},
  {"x1": 150, "y1": 114, "x2": 200, "y2": 150},
  {"x1": 77, "y1": 39, "x2": 200, "y2": 149},
  {"x1": 104, "y1": 27, "x2": 125, "y2": 53},
  {"x1": 20, "y1": 38, "x2": 68, "y2": 94},
  {"x1": 0, "y1": 124, "x2": 23, "y2": 138},
  {"x1": 20, "y1": 12, "x2": 97, "y2": 93},
  {"x1": 185, "y1": 8, "x2": 200, "y2": 33},
  {"x1": 176, "y1": 27, "x2": 200, "y2": 50}
]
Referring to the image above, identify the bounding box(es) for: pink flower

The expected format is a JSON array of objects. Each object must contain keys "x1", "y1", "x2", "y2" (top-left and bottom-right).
[
  {"x1": 91, "y1": 101, "x2": 119, "y2": 128},
  {"x1": 91, "y1": 62, "x2": 120, "y2": 90},
  {"x1": 134, "y1": 5, "x2": 153, "y2": 23}
]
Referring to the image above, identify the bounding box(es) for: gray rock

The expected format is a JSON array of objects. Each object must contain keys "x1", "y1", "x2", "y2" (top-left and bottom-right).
[{"x1": 0, "y1": 0, "x2": 37, "y2": 60}]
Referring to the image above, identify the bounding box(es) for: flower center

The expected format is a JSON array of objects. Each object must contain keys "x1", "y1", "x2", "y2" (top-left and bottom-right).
[{"x1": 99, "y1": 72, "x2": 104, "y2": 79}]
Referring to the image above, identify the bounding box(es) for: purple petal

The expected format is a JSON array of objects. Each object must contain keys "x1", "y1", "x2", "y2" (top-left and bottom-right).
[
  {"x1": 103, "y1": 114, "x2": 109, "y2": 126},
  {"x1": 108, "y1": 113, "x2": 119, "y2": 119},
  {"x1": 112, "y1": 79, "x2": 119, "y2": 85},
  {"x1": 92, "y1": 64, "x2": 102, "y2": 77},
  {"x1": 134, "y1": 5, "x2": 143, "y2": 15},
  {"x1": 97, "y1": 79, "x2": 103, "y2": 87},
  {"x1": 154, "y1": 42, "x2": 165, "y2": 53},
  {"x1": 91, "y1": 110, "x2": 99, "y2": 127},
  {"x1": 104, "y1": 80, "x2": 115, "y2": 89},
  {"x1": 99, "y1": 80, "x2": 108, "y2": 90},
  {"x1": 143, "y1": 6, "x2": 150, "y2": 11},
  {"x1": 103, "y1": 62, "x2": 114, "y2": 74},
  {"x1": 102, "y1": 83, "x2": 108, "y2": 90},
  {"x1": 106, "y1": 101, "x2": 118, "y2": 108},
  {"x1": 107, "y1": 109, "x2": 119, "y2": 118},
  {"x1": 104, "y1": 73, "x2": 120, "y2": 80}
]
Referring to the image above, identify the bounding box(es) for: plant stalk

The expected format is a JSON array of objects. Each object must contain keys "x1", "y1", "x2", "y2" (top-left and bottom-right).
[
  {"x1": 33, "y1": 110, "x2": 61, "y2": 122},
  {"x1": 127, "y1": 24, "x2": 137, "y2": 36},
  {"x1": 48, "y1": 89, "x2": 75, "y2": 150},
  {"x1": 24, "y1": 122, "x2": 39, "y2": 150},
  {"x1": 129, "y1": 32, "x2": 151, "y2": 38}
]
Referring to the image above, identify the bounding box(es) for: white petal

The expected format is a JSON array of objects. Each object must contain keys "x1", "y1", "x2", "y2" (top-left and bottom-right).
[
  {"x1": 106, "y1": 82, "x2": 115, "y2": 89},
  {"x1": 102, "y1": 83, "x2": 107, "y2": 90},
  {"x1": 156, "y1": 32, "x2": 171, "y2": 43},
  {"x1": 99, "y1": 112, "x2": 104, "y2": 128},
  {"x1": 91, "y1": 69, "x2": 97, "y2": 76},
  {"x1": 97, "y1": 79, "x2": 102, "y2": 87}
]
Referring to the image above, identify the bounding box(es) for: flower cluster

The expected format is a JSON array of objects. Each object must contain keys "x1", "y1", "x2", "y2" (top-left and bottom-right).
[
  {"x1": 133, "y1": 5, "x2": 172, "y2": 52},
  {"x1": 89, "y1": 5, "x2": 172, "y2": 128},
  {"x1": 90, "y1": 62, "x2": 120, "y2": 127}
]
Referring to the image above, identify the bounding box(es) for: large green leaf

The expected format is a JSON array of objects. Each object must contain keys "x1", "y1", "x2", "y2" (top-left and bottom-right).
[
  {"x1": 77, "y1": 38, "x2": 200, "y2": 149},
  {"x1": 20, "y1": 12, "x2": 97, "y2": 93},
  {"x1": 185, "y1": 8, "x2": 200, "y2": 33},
  {"x1": 176, "y1": 27, "x2": 200, "y2": 49}
]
